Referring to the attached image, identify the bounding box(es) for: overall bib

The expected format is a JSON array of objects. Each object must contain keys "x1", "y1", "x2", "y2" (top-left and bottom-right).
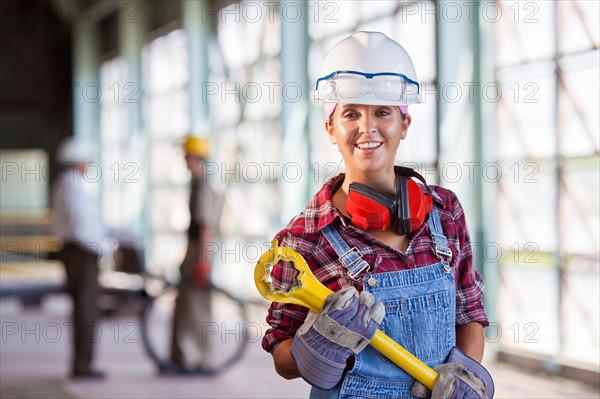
[{"x1": 312, "y1": 206, "x2": 456, "y2": 399}]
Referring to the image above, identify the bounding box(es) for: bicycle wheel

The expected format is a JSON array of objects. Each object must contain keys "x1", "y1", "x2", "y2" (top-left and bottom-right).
[{"x1": 140, "y1": 282, "x2": 248, "y2": 375}]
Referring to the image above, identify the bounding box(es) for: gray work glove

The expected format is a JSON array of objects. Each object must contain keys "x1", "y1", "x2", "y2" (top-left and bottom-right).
[
  {"x1": 412, "y1": 346, "x2": 494, "y2": 399},
  {"x1": 290, "y1": 286, "x2": 385, "y2": 390}
]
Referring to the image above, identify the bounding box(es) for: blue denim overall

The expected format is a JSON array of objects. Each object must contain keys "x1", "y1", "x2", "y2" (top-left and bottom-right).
[{"x1": 311, "y1": 206, "x2": 456, "y2": 399}]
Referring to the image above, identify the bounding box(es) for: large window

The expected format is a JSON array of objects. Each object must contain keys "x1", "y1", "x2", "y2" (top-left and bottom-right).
[
  {"x1": 207, "y1": 2, "x2": 283, "y2": 293},
  {"x1": 142, "y1": 29, "x2": 191, "y2": 277},
  {"x1": 495, "y1": 0, "x2": 599, "y2": 367},
  {"x1": 100, "y1": 56, "x2": 128, "y2": 229},
  {"x1": 0, "y1": 149, "x2": 48, "y2": 214}
]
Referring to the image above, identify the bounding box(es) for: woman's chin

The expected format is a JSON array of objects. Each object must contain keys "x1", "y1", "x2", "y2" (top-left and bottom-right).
[{"x1": 348, "y1": 160, "x2": 391, "y2": 176}]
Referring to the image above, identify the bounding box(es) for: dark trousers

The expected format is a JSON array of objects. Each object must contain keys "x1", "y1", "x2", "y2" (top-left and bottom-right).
[
  {"x1": 59, "y1": 243, "x2": 101, "y2": 374},
  {"x1": 170, "y1": 241, "x2": 213, "y2": 367}
]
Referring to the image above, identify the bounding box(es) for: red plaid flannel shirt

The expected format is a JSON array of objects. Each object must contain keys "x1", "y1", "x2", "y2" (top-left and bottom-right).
[{"x1": 262, "y1": 173, "x2": 489, "y2": 354}]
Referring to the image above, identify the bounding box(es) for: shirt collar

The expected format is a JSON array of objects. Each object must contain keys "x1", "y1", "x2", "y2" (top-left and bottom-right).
[
  {"x1": 303, "y1": 173, "x2": 344, "y2": 234},
  {"x1": 303, "y1": 169, "x2": 445, "y2": 234}
]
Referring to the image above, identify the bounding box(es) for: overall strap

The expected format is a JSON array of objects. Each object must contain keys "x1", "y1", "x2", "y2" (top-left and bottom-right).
[
  {"x1": 427, "y1": 206, "x2": 453, "y2": 266},
  {"x1": 322, "y1": 225, "x2": 370, "y2": 280}
]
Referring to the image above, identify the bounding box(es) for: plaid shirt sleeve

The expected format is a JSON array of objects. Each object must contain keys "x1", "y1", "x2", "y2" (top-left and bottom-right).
[
  {"x1": 261, "y1": 217, "x2": 311, "y2": 354},
  {"x1": 441, "y1": 188, "x2": 489, "y2": 328}
]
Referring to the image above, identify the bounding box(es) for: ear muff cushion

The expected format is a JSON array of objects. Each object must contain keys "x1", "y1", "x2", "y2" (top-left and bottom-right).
[
  {"x1": 406, "y1": 179, "x2": 433, "y2": 232},
  {"x1": 347, "y1": 183, "x2": 394, "y2": 231}
]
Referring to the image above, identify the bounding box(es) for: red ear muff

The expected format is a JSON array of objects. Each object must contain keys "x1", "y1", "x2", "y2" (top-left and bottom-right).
[
  {"x1": 347, "y1": 182, "x2": 395, "y2": 231},
  {"x1": 396, "y1": 176, "x2": 434, "y2": 235},
  {"x1": 405, "y1": 178, "x2": 433, "y2": 233},
  {"x1": 346, "y1": 168, "x2": 433, "y2": 235}
]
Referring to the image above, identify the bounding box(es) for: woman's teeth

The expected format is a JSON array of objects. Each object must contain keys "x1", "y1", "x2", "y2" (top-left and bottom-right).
[{"x1": 356, "y1": 142, "x2": 382, "y2": 149}]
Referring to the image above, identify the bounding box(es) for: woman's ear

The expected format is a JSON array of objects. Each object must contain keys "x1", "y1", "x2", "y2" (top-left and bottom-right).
[
  {"x1": 400, "y1": 114, "x2": 412, "y2": 140},
  {"x1": 325, "y1": 119, "x2": 336, "y2": 144}
]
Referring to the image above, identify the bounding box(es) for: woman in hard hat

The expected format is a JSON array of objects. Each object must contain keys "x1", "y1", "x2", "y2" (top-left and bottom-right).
[{"x1": 261, "y1": 32, "x2": 494, "y2": 398}]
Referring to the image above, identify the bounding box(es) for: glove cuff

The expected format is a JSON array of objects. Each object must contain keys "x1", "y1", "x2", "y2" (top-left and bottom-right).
[
  {"x1": 447, "y1": 347, "x2": 495, "y2": 398},
  {"x1": 291, "y1": 331, "x2": 347, "y2": 390}
]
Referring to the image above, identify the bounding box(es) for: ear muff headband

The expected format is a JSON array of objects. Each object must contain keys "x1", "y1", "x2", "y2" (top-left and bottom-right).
[
  {"x1": 396, "y1": 176, "x2": 411, "y2": 235},
  {"x1": 394, "y1": 166, "x2": 430, "y2": 189}
]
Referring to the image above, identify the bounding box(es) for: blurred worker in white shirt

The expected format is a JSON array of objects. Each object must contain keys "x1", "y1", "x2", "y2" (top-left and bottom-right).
[{"x1": 52, "y1": 137, "x2": 134, "y2": 379}]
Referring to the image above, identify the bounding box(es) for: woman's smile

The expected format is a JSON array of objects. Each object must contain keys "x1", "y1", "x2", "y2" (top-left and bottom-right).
[{"x1": 355, "y1": 141, "x2": 383, "y2": 151}]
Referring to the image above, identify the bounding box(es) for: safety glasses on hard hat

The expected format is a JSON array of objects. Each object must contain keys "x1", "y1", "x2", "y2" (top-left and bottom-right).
[{"x1": 315, "y1": 70, "x2": 420, "y2": 102}]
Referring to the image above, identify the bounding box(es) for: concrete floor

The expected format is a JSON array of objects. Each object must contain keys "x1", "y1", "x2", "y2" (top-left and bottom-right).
[{"x1": 1, "y1": 294, "x2": 598, "y2": 399}]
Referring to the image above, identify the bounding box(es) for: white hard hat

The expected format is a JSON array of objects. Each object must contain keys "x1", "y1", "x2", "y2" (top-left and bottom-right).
[
  {"x1": 56, "y1": 137, "x2": 93, "y2": 164},
  {"x1": 315, "y1": 31, "x2": 421, "y2": 106}
]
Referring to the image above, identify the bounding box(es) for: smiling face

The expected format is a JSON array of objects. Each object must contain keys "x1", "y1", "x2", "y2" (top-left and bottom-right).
[{"x1": 326, "y1": 104, "x2": 411, "y2": 191}]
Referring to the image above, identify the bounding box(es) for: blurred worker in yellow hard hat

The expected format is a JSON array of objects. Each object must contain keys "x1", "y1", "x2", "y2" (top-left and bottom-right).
[
  {"x1": 170, "y1": 135, "x2": 218, "y2": 370},
  {"x1": 183, "y1": 136, "x2": 209, "y2": 178}
]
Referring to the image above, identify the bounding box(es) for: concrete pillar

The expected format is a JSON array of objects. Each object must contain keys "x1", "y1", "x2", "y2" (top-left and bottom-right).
[
  {"x1": 478, "y1": 0, "x2": 499, "y2": 326},
  {"x1": 279, "y1": 0, "x2": 311, "y2": 224},
  {"x1": 72, "y1": 13, "x2": 100, "y2": 149},
  {"x1": 118, "y1": 0, "x2": 145, "y2": 142},
  {"x1": 183, "y1": 0, "x2": 211, "y2": 137},
  {"x1": 117, "y1": 0, "x2": 147, "y2": 232},
  {"x1": 436, "y1": 0, "x2": 497, "y2": 320}
]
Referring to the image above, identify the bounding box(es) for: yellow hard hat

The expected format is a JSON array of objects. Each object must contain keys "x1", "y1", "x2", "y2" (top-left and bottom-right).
[{"x1": 183, "y1": 136, "x2": 209, "y2": 158}]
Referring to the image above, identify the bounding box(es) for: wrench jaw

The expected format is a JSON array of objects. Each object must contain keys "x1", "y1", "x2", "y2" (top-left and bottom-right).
[
  {"x1": 254, "y1": 241, "x2": 333, "y2": 312},
  {"x1": 260, "y1": 256, "x2": 303, "y2": 296}
]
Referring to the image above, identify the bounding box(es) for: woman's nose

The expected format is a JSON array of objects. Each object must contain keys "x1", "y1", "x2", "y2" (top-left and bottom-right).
[{"x1": 358, "y1": 114, "x2": 377, "y2": 135}]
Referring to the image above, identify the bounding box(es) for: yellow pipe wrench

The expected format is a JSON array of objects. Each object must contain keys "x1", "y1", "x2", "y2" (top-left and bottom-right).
[{"x1": 255, "y1": 240, "x2": 439, "y2": 390}]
